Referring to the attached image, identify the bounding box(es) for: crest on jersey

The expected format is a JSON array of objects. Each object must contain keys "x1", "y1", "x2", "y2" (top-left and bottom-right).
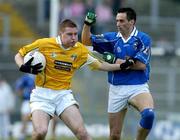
[
  {"x1": 51, "y1": 52, "x2": 57, "y2": 58},
  {"x1": 143, "y1": 47, "x2": 150, "y2": 55},
  {"x1": 117, "y1": 47, "x2": 121, "y2": 53},
  {"x1": 71, "y1": 54, "x2": 77, "y2": 61},
  {"x1": 133, "y1": 41, "x2": 139, "y2": 50}
]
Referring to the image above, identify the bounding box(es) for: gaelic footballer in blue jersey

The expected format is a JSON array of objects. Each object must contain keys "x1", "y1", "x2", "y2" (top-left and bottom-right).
[
  {"x1": 91, "y1": 28, "x2": 151, "y2": 85},
  {"x1": 82, "y1": 7, "x2": 155, "y2": 140}
]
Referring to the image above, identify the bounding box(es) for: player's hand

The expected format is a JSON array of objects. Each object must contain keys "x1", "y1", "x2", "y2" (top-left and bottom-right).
[
  {"x1": 19, "y1": 57, "x2": 43, "y2": 75},
  {"x1": 84, "y1": 12, "x2": 96, "y2": 26},
  {"x1": 103, "y1": 52, "x2": 116, "y2": 64},
  {"x1": 120, "y1": 58, "x2": 135, "y2": 70}
]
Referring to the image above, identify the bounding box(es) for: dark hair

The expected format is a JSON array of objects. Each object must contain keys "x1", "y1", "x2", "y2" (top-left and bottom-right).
[
  {"x1": 59, "y1": 19, "x2": 77, "y2": 32},
  {"x1": 117, "y1": 7, "x2": 136, "y2": 22}
]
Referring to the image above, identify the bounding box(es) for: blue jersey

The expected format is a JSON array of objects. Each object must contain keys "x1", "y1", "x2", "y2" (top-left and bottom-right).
[
  {"x1": 91, "y1": 27, "x2": 151, "y2": 85},
  {"x1": 15, "y1": 74, "x2": 35, "y2": 100}
]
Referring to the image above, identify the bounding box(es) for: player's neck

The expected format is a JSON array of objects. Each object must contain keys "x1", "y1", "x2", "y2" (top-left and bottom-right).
[{"x1": 121, "y1": 27, "x2": 134, "y2": 40}]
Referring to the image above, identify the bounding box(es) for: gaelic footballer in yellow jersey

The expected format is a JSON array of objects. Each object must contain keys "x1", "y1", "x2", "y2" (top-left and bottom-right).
[
  {"x1": 17, "y1": 38, "x2": 123, "y2": 90},
  {"x1": 19, "y1": 36, "x2": 95, "y2": 90},
  {"x1": 14, "y1": 19, "x2": 123, "y2": 140}
]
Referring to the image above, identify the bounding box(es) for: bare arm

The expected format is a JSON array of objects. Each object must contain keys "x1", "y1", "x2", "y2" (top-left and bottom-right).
[
  {"x1": 87, "y1": 55, "x2": 145, "y2": 71},
  {"x1": 89, "y1": 60, "x2": 121, "y2": 71},
  {"x1": 98, "y1": 61, "x2": 121, "y2": 71},
  {"x1": 81, "y1": 24, "x2": 92, "y2": 46},
  {"x1": 131, "y1": 60, "x2": 146, "y2": 70},
  {"x1": 14, "y1": 53, "x2": 24, "y2": 68}
]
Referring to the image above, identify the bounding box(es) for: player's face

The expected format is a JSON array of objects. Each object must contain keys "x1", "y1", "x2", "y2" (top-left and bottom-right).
[
  {"x1": 60, "y1": 27, "x2": 78, "y2": 48},
  {"x1": 116, "y1": 13, "x2": 134, "y2": 35}
]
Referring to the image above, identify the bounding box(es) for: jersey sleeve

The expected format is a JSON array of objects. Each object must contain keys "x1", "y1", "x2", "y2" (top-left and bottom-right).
[
  {"x1": 134, "y1": 36, "x2": 151, "y2": 65},
  {"x1": 19, "y1": 39, "x2": 40, "y2": 56},
  {"x1": 80, "y1": 54, "x2": 99, "y2": 69},
  {"x1": 90, "y1": 33, "x2": 117, "y2": 54}
]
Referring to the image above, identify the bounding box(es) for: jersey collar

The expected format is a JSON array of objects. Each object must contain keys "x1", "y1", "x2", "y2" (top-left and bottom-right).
[
  {"x1": 117, "y1": 26, "x2": 138, "y2": 43},
  {"x1": 55, "y1": 36, "x2": 71, "y2": 50}
]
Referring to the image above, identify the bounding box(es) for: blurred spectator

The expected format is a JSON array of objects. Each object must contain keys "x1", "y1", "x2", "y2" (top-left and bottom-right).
[
  {"x1": 95, "y1": 0, "x2": 113, "y2": 32},
  {"x1": 15, "y1": 74, "x2": 35, "y2": 140},
  {"x1": 69, "y1": 0, "x2": 85, "y2": 18},
  {"x1": 112, "y1": 0, "x2": 124, "y2": 16},
  {"x1": 69, "y1": 0, "x2": 85, "y2": 34},
  {"x1": 59, "y1": 1, "x2": 72, "y2": 21},
  {"x1": 84, "y1": 0, "x2": 95, "y2": 13},
  {"x1": 0, "y1": 74, "x2": 15, "y2": 140},
  {"x1": 44, "y1": 0, "x2": 50, "y2": 20},
  {"x1": 156, "y1": 37, "x2": 175, "y2": 56},
  {"x1": 15, "y1": 73, "x2": 58, "y2": 140},
  {"x1": 95, "y1": 0, "x2": 113, "y2": 23}
]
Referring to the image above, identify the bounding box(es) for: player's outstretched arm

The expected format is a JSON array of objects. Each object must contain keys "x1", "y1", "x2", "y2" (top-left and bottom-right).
[
  {"x1": 103, "y1": 52, "x2": 146, "y2": 70},
  {"x1": 87, "y1": 53, "x2": 144, "y2": 72},
  {"x1": 98, "y1": 61, "x2": 122, "y2": 71},
  {"x1": 89, "y1": 60, "x2": 122, "y2": 71}
]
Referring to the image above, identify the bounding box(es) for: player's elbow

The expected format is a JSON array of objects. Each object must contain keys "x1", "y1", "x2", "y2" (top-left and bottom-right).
[
  {"x1": 134, "y1": 61, "x2": 146, "y2": 70},
  {"x1": 14, "y1": 53, "x2": 24, "y2": 67},
  {"x1": 139, "y1": 64, "x2": 146, "y2": 70},
  {"x1": 14, "y1": 53, "x2": 20, "y2": 62}
]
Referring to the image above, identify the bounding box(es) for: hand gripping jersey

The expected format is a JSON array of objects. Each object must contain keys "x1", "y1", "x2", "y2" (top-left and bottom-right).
[
  {"x1": 91, "y1": 27, "x2": 151, "y2": 85},
  {"x1": 19, "y1": 36, "x2": 97, "y2": 90}
]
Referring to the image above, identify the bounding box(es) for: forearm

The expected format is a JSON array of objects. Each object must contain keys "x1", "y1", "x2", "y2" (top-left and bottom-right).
[
  {"x1": 81, "y1": 24, "x2": 92, "y2": 46},
  {"x1": 130, "y1": 61, "x2": 146, "y2": 70},
  {"x1": 103, "y1": 53, "x2": 146, "y2": 71},
  {"x1": 98, "y1": 62, "x2": 121, "y2": 71},
  {"x1": 14, "y1": 53, "x2": 24, "y2": 68}
]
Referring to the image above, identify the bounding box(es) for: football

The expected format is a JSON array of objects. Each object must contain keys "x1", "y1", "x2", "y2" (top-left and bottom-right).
[{"x1": 24, "y1": 51, "x2": 46, "y2": 70}]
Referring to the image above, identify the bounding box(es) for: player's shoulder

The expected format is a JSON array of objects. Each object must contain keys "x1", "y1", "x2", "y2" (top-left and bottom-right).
[
  {"x1": 76, "y1": 42, "x2": 88, "y2": 50},
  {"x1": 92, "y1": 32, "x2": 117, "y2": 39},
  {"x1": 137, "y1": 31, "x2": 151, "y2": 40},
  {"x1": 75, "y1": 42, "x2": 90, "y2": 54},
  {"x1": 103, "y1": 32, "x2": 117, "y2": 37},
  {"x1": 36, "y1": 37, "x2": 55, "y2": 44}
]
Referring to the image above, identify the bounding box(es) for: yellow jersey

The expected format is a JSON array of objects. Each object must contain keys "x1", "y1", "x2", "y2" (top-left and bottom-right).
[{"x1": 19, "y1": 36, "x2": 96, "y2": 90}]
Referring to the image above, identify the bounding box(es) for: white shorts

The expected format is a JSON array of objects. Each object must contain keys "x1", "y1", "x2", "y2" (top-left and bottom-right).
[
  {"x1": 108, "y1": 83, "x2": 150, "y2": 113},
  {"x1": 21, "y1": 100, "x2": 31, "y2": 115},
  {"x1": 30, "y1": 86, "x2": 79, "y2": 117}
]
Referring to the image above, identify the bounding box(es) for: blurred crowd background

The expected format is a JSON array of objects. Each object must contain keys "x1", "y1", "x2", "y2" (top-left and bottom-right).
[{"x1": 0, "y1": 0, "x2": 180, "y2": 139}]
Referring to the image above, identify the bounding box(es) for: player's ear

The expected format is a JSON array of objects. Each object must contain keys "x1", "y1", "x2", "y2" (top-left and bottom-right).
[
  {"x1": 58, "y1": 31, "x2": 62, "y2": 35},
  {"x1": 129, "y1": 19, "x2": 135, "y2": 25},
  {"x1": 58, "y1": 32, "x2": 63, "y2": 40}
]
